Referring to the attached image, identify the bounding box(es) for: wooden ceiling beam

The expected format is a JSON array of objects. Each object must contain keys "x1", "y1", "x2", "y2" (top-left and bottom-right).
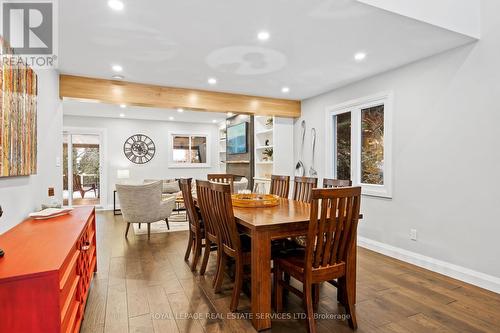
[{"x1": 59, "y1": 75, "x2": 301, "y2": 118}]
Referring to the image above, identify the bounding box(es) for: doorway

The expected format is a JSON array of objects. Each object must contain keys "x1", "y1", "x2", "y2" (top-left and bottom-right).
[{"x1": 63, "y1": 130, "x2": 105, "y2": 207}]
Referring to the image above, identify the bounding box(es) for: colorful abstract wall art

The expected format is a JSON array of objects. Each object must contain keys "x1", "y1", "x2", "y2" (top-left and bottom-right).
[{"x1": 0, "y1": 37, "x2": 38, "y2": 177}]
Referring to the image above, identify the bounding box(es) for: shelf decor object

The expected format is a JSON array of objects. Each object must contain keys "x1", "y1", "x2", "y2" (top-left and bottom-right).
[
  {"x1": 231, "y1": 193, "x2": 280, "y2": 208},
  {"x1": 0, "y1": 207, "x2": 97, "y2": 332},
  {"x1": 0, "y1": 37, "x2": 38, "y2": 177}
]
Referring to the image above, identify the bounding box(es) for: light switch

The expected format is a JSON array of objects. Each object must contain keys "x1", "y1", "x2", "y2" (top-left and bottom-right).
[{"x1": 56, "y1": 157, "x2": 61, "y2": 167}]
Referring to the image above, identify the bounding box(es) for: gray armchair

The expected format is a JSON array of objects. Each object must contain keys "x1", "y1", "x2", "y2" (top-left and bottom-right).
[{"x1": 116, "y1": 181, "x2": 176, "y2": 239}]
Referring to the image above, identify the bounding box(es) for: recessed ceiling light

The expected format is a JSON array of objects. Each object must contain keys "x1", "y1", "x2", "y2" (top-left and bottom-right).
[
  {"x1": 112, "y1": 74, "x2": 124, "y2": 80},
  {"x1": 120, "y1": 104, "x2": 126, "y2": 108},
  {"x1": 108, "y1": 0, "x2": 124, "y2": 11},
  {"x1": 119, "y1": 113, "x2": 125, "y2": 118},
  {"x1": 212, "y1": 119, "x2": 217, "y2": 123},
  {"x1": 112, "y1": 64, "x2": 123, "y2": 72},
  {"x1": 281, "y1": 86, "x2": 290, "y2": 93},
  {"x1": 354, "y1": 52, "x2": 367, "y2": 62},
  {"x1": 257, "y1": 31, "x2": 270, "y2": 41},
  {"x1": 208, "y1": 77, "x2": 217, "y2": 85},
  {"x1": 169, "y1": 116, "x2": 174, "y2": 121},
  {"x1": 177, "y1": 108, "x2": 184, "y2": 113},
  {"x1": 227, "y1": 112, "x2": 234, "y2": 117}
]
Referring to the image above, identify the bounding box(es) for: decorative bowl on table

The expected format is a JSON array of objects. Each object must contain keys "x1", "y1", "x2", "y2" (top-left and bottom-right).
[{"x1": 231, "y1": 193, "x2": 280, "y2": 208}]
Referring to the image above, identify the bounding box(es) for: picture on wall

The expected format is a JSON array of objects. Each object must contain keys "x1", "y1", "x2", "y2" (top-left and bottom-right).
[
  {"x1": 227, "y1": 122, "x2": 248, "y2": 154},
  {"x1": 0, "y1": 37, "x2": 38, "y2": 177}
]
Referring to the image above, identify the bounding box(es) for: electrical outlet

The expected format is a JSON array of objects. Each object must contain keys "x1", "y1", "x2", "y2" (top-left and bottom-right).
[{"x1": 410, "y1": 229, "x2": 417, "y2": 241}]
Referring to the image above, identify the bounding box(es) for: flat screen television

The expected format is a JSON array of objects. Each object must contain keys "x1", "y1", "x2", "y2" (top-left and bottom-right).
[{"x1": 227, "y1": 122, "x2": 248, "y2": 154}]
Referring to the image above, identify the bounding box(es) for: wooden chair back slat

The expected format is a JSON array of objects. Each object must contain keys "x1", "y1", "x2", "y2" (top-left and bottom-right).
[
  {"x1": 270, "y1": 175, "x2": 290, "y2": 198},
  {"x1": 210, "y1": 182, "x2": 240, "y2": 255},
  {"x1": 293, "y1": 177, "x2": 318, "y2": 203},
  {"x1": 207, "y1": 174, "x2": 235, "y2": 193},
  {"x1": 179, "y1": 178, "x2": 199, "y2": 233},
  {"x1": 321, "y1": 196, "x2": 338, "y2": 266},
  {"x1": 323, "y1": 178, "x2": 352, "y2": 188},
  {"x1": 306, "y1": 187, "x2": 361, "y2": 271},
  {"x1": 196, "y1": 180, "x2": 218, "y2": 239}
]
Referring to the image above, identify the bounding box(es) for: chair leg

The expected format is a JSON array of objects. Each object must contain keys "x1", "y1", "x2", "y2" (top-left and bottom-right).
[
  {"x1": 230, "y1": 258, "x2": 244, "y2": 312},
  {"x1": 200, "y1": 239, "x2": 212, "y2": 275},
  {"x1": 165, "y1": 218, "x2": 170, "y2": 230},
  {"x1": 345, "y1": 275, "x2": 358, "y2": 329},
  {"x1": 214, "y1": 252, "x2": 226, "y2": 293},
  {"x1": 147, "y1": 223, "x2": 151, "y2": 240},
  {"x1": 304, "y1": 283, "x2": 317, "y2": 333},
  {"x1": 284, "y1": 272, "x2": 291, "y2": 297},
  {"x1": 274, "y1": 263, "x2": 283, "y2": 312},
  {"x1": 125, "y1": 223, "x2": 131, "y2": 238},
  {"x1": 337, "y1": 277, "x2": 346, "y2": 306},
  {"x1": 313, "y1": 283, "x2": 320, "y2": 311},
  {"x1": 184, "y1": 231, "x2": 193, "y2": 262},
  {"x1": 212, "y1": 244, "x2": 222, "y2": 287},
  {"x1": 191, "y1": 236, "x2": 202, "y2": 271}
]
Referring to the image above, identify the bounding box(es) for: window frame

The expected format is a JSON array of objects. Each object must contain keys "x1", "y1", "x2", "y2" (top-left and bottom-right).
[
  {"x1": 325, "y1": 91, "x2": 393, "y2": 198},
  {"x1": 168, "y1": 132, "x2": 211, "y2": 168}
]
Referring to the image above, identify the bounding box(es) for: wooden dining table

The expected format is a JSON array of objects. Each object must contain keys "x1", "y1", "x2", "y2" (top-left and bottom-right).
[{"x1": 232, "y1": 198, "x2": 361, "y2": 331}]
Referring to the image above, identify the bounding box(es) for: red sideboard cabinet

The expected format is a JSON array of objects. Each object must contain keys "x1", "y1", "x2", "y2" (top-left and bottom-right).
[{"x1": 0, "y1": 207, "x2": 97, "y2": 333}]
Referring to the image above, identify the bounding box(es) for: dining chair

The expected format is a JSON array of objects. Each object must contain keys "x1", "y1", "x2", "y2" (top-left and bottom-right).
[
  {"x1": 274, "y1": 187, "x2": 362, "y2": 333},
  {"x1": 196, "y1": 180, "x2": 222, "y2": 282},
  {"x1": 270, "y1": 175, "x2": 290, "y2": 198},
  {"x1": 209, "y1": 181, "x2": 251, "y2": 312},
  {"x1": 323, "y1": 178, "x2": 352, "y2": 188},
  {"x1": 292, "y1": 176, "x2": 318, "y2": 203},
  {"x1": 180, "y1": 178, "x2": 204, "y2": 271},
  {"x1": 207, "y1": 173, "x2": 235, "y2": 192},
  {"x1": 116, "y1": 181, "x2": 176, "y2": 240}
]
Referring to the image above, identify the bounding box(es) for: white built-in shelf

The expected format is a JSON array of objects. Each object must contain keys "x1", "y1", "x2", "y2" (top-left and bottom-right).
[
  {"x1": 256, "y1": 145, "x2": 274, "y2": 150},
  {"x1": 256, "y1": 128, "x2": 273, "y2": 135},
  {"x1": 219, "y1": 150, "x2": 226, "y2": 153},
  {"x1": 256, "y1": 161, "x2": 273, "y2": 165}
]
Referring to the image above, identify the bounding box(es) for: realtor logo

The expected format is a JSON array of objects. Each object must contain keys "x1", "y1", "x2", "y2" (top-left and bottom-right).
[{"x1": 1, "y1": 0, "x2": 57, "y2": 68}]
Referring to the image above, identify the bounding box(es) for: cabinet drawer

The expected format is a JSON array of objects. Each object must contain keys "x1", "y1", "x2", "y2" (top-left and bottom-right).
[{"x1": 60, "y1": 275, "x2": 80, "y2": 327}]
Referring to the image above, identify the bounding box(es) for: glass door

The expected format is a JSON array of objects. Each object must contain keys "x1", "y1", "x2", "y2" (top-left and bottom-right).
[{"x1": 63, "y1": 132, "x2": 102, "y2": 207}]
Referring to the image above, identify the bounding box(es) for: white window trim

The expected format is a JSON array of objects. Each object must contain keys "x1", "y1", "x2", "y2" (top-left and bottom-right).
[
  {"x1": 168, "y1": 132, "x2": 211, "y2": 168},
  {"x1": 325, "y1": 91, "x2": 393, "y2": 198}
]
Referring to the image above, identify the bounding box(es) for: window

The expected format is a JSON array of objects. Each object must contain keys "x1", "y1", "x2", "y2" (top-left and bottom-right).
[
  {"x1": 170, "y1": 134, "x2": 210, "y2": 168},
  {"x1": 327, "y1": 92, "x2": 392, "y2": 198},
  {"x1": 335, "y1": 112, "x2": 351, "y2": 180}
]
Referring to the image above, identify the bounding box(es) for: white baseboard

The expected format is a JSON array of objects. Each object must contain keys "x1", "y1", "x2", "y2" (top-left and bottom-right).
[{"x1": 357, "y1": 236, "x2": 500, "y2": 294}]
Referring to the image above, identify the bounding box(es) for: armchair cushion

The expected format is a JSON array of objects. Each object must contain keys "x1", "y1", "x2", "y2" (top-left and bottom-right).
[{"x1": 144, "y1": 179, "x2": 180, "y2": 194}]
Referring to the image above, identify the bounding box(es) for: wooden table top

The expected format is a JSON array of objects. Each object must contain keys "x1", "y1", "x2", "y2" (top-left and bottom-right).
[
  {"x1": 233, "y1": 198, "x2": 363, "y2": 231},
  {"x1": 233, "y1": 198, "x2": 311, "y2": 230}
]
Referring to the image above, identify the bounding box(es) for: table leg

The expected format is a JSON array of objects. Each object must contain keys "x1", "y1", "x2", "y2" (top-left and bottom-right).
[{"x1": 251, "y1": 230, "x2": 272, "y2": 331}]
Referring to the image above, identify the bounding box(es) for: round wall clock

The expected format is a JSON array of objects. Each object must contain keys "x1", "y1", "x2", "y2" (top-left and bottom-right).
[{"x1": 123, "y1": 134, "x2": 155, "y2": 164}]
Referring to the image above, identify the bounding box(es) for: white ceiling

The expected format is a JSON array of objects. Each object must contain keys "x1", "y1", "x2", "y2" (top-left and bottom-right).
[
  {"x1": 59, "y1": 0, "x2": 474, "y2": 100},
  {"x1": 63, "y1": 99, "x2": 227, "y2": 124}
]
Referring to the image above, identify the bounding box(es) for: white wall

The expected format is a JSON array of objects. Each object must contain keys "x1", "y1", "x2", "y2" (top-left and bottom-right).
[
  {"x1": 63, "y1": 115, "x2": 221, "y2": 209},
  {"x1": 295, "y1": 0, "x2": 500, "y2": 290},
  {"x1": 0, "y1": 70, "x2": 62, "y2": 233}
]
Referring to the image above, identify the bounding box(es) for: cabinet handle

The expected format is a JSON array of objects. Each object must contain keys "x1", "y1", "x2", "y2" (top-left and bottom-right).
[{"x1": 81, "y1": 241, "x2": 91, "y2": 251}]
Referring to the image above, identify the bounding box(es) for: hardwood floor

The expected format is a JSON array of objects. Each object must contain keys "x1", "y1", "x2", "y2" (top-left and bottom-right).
[{"x1": 81, "y1": 211, "x2": 500, "y2": 333}]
